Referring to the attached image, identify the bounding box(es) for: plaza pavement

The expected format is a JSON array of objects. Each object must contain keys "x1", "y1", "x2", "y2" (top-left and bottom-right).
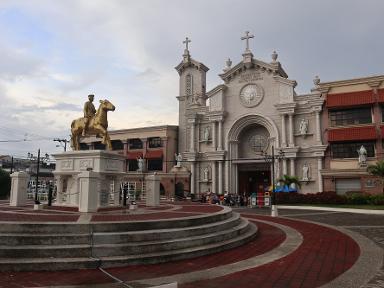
[{"x1": 0, "y1": 200, "x2": 383, "y2": 288}]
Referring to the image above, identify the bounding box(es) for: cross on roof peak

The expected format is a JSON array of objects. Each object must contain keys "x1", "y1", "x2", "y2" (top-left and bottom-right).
[
  {"x1": 241, "y1": 31, "x2": 254, "y2": 52},
  {"x1": 183, "y1": 37, "x2": 191, "y2": 51}
]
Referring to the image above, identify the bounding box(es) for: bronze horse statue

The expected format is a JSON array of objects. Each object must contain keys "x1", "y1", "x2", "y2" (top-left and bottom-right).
[{"x1": 71, "y1": 100, "x2": 115, "y2": 151}]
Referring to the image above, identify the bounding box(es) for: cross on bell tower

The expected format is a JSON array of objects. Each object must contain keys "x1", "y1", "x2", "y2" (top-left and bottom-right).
[{"x1": 182, "y1": 37, "x2": 191, "y2": 62}]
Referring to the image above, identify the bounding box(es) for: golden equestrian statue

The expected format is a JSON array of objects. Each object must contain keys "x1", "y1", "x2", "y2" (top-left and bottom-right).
[{"x1": 70, "y1": 95, "x2": 115, "y2": 151}]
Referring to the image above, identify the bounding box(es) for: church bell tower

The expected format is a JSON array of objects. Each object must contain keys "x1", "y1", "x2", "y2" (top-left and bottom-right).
[{"x1": 175, "y1": 37, "x2": 209, "y2": 153}]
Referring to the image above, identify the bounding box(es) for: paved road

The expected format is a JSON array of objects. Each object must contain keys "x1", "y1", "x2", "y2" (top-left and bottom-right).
[{"x1": 235, "y1": 207, "x2": 384, "y2": 288}]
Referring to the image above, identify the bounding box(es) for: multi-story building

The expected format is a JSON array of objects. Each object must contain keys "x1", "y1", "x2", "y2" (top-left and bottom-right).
[
  {"x1": 318, "y1": 75, "x2": 384, "y2": 195},
  {"x1": 80, "y1": 125, "x2": 190, "y2": 198}
]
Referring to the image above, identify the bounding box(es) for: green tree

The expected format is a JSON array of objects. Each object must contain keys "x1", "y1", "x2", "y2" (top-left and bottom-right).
[
  {"x1": 367, "y1": 160, "x2": 384, "y2": 194},
  {"x1": 0, "y1": 168, "x2": 11, "y2": 199},
  {"x1": 278, "y1": 175, "x2": 301, "y2": 190}
]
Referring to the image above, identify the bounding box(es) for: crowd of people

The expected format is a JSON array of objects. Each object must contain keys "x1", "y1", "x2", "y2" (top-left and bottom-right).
[{"x1": 199, "y1": 192, "x2": 250, "y2": 207}]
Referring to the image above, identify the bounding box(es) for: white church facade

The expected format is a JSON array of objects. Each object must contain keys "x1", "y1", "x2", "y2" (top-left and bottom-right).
[{"x1": 176, "y1": 33, "x2": 327, "y2": 196}]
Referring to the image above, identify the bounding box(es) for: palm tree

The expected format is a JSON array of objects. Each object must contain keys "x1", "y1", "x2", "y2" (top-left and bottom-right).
[
  {"x1": 367, "y1": 160, "x2": 384, "y2": 194},
  {"x1": 278, "y1": 175, "x2": 301, "y2": 191}
]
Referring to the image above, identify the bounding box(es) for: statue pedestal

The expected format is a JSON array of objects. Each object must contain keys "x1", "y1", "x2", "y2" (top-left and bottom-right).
[
  {"x1": 78, "y1": 171, "x2": 99, "y2": 212},
  {"x1": 146, "y1": 174, "x2": 161, "y2": 206},
  {"x1": 9, "y1": 172, "x2": 29, "y2": 207},
  {"x1": 52, "y1": 150, "x2": 126, "y2": 210}
]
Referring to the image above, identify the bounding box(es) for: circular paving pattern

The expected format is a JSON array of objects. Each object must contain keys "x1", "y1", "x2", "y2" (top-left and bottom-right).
[{"x1": 0, "y1": 201, "x2": 367, "y2": 288}]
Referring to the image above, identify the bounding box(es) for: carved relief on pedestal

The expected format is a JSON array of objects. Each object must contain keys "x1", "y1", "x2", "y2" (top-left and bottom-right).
[
  {"x1": 106, "y1": 159, "x2": 119, "y2": 171},
  {"x1": 79, "y1": 159, "x2": 94, "y2": 171},
  {"x1": 61, "y1": 160, "x2": 74, "y2": 170}
]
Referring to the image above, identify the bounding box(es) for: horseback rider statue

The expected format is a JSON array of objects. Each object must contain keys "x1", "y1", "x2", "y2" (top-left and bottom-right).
[{"x1": 82, "y1": 94, "x2": 96, "y2": 137}]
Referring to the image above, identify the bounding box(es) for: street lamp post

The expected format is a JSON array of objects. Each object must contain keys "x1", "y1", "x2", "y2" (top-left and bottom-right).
[
  {"x1": 28, "y1": 150, "x2": 50, "y2": 204},
  {"x1": 263, "y1": 145, "x2": 285, "y2": 217}
]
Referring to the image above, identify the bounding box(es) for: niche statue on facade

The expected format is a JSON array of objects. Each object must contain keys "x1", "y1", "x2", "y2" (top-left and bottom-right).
[
  {"x1": 137, "y1": 156, "x2": 144, "y2": 172},
  {"x1": 203, "y1": 167, "x2": 209, "y2": 181},
  {"x1": 299, "y1": 119, "x2": 309, "y2": 136},
  {"x1": 175, "y1": 153, "x2": 183, "y2": 168},
  {"x1": 203, "y1": 126, "x2": 210, "y2": 142},
  {"x1": 302, "y1": 163, "x2": 310, "y2": 181},
  {"x1": 357, "y1": 145, "x2": 367, "y2": 167}
]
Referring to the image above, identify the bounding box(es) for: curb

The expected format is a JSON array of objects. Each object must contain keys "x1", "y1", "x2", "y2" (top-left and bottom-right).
[{"x1": 278, "y1": 205, "x2": 384, "y2": 215}]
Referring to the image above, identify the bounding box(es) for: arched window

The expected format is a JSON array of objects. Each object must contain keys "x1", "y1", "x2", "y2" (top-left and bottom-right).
[{"x1": 186, "y1": 74, "x2": 193, "y2": 96}]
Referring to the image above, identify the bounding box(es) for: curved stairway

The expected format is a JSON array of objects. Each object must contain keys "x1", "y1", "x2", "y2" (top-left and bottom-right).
[{"x1": 0, "y1": 206, "x2": 257, "y2": 271}]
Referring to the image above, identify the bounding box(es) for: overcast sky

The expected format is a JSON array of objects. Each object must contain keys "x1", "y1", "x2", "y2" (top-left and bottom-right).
[{"x1": 0, "y1": 0, "x2": 383, "y2": 159}]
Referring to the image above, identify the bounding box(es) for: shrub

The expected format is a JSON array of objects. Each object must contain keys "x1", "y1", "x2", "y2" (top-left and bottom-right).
[
  {"x1": 367, "y1": 195, "x2": 384, "y2": 205},
  {"x1": 346, "y1": 193, "x2": 368, "y2": 205}
]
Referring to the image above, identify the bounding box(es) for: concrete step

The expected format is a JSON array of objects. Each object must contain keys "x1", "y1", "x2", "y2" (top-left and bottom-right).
[
  {"x1": 0, "y1": 244, "x2": 92, "y2": 258},
  {"x1": 90, "y1": 207, "x2": 234, "y2": 233},
  {"x1": 0, "y1": 206, "x2": 258, "y2": 271},
  {"x1": 0, "y1": 222, "x2": 257, "y2": 271},
  {"x1": 0, "y1": 257, "x2": 99, "y2": 272},
  {"x1": 92, "y1": 218, "x2": 251, "y2": 257},
  {"x1": 92, "y1": 212, "x2": 242, "y2": 244},
  {"x1": 0, "y1": 222, "x2": 90, "y2": 234},
  {"x1": 0, "y1": 233, "x2": 90, "y2": 246},
  {"x1": 99, "y1": 222, "x2": 258, "y2": 268}
]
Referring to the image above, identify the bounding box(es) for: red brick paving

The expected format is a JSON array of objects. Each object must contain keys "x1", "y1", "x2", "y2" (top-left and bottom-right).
[
  {"x1": 0, "y1": 213, "x2": 79, "y2": 222},
  {"x1": 180, "y1": 215, "x2": 360, "y2": 288},
  {"x1": 176, "y1": 205, "x2": 223, "y2": 213},
  {"x1": 90, "y1": 212, "x2": 201, "y2": 222},
  {"x1": 105, "y1": 221, "x2": 285, "y2": 281},
  {"x1": 0, "y1": 205, "x2": 361, "y2": 288}
]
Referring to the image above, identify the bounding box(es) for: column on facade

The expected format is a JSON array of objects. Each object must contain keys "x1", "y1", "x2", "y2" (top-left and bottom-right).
[
  {"x1": 212, "y1": 121, "x2": 217, "y2": 150},
  {"x1": 218, "y1": 160, "x2": 223, "y2": 195},
  {"x1": 281, "y1": 114, "x2": 287, "y2": 147},
  {"x1": 123, "y1": 140, "x2": 129, "y2": 157},
  {"x1": 288, "y1": 113, "x2": 294, "y2": 147},
  {"x1": 162, "y1": 137, "x2": 168, "y2": 172},
  {"x1": 190, "y1": 123, "x2": 195, "y2": 152},
  {"x1": 196, "y1": 124, "x2": 200, "y2": 152},
  {"x1": 315, "y1": 110, "x2": 321, "y2": 143},
  {"x1": 190, "y1": 162, "x2": 195, "y2": 194},
  {"x1": 282, "y1": 159, "x2": 288, "y2": 175},
  {"x1": 234, "y1": 163, "x2": 238, "y2": 195},
  {"x1": 211, "y1": 161, "x2": 216, "y2": 194},
  {"x1": 218, "y1": 120, "x2": 223, "y2": 150},
  {"x1": 141, "y1": 138, "x2": 148, "y2": 170},
  {"x1": 317, "y1": 158, "x2": 323, "y2": 192},
  {"x1": 290, "y1": 158, "x2": 295, "y2": 176}
]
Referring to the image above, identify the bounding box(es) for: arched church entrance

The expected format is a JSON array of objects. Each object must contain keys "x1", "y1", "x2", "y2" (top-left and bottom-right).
[
  {"x1": 238, "y1": 165, "x2": 270, "y2": 197},
  {"x1": 237, "y1": 125, "x2": 271, "y2": 197},
  {"x1": 227, "y1": 114, "x2": 279, "y2": 196}
]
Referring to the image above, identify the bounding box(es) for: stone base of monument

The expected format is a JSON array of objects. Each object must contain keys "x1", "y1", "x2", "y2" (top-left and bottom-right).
[
  {"x1": 0, "y1": 206, "x2": 257, "y2": 272},
  {"x1": 9, "y1": 172, "x2": 29, "y2": 207},
  {"x1": 52, "y1": 150, "x2": 126, "y2": 211}
]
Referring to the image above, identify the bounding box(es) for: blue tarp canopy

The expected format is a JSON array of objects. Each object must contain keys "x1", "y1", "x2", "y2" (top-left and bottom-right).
[{"x1": 274, "y1": 185, "x2": 297, "y2": 193}]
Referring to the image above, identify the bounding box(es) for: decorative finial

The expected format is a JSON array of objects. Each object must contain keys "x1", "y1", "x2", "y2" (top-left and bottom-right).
[
  {"x1": 223, "y1": 58, "x2": 232, "y2": 72},
  {"x1": 241, "y1": 31, "x2": 254, "y2": 52},
  {"x1": 226, "y1": 58, "x2": 232, "y2": 68},
  {"x1": 271, "y1": 50, "x2": 278, "y2": 62},
  {"x1": 313, "y1": 75, "x2": 320, "y2": 86}
]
